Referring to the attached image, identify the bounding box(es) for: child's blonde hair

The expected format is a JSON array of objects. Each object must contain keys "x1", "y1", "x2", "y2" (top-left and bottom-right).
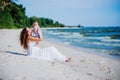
[{"x1": 32, "y1": 22, "x2": 39, "y2": 32}]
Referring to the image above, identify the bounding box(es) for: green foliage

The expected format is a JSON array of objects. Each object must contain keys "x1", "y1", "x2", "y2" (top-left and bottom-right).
[
  {"x1": 0, "y1": 0, "x2": 26, "y2": 28},
  {"x1": 6, "y1": 2, "x2": 26, "y2": 28},
  {"x1": 0, "y1": 0, "x2": 65, "y2": 29},
  {"x1": 28, "y1": 17, "x2": 65, "y2": 27},
  {"x1": 0, "y1": 11, "x2": 15, "y2": 28}
]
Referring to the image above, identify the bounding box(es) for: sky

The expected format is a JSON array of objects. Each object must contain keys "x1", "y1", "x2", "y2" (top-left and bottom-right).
[{"x1": 16, "y1": 0, "x2": 120, "y2": 26}]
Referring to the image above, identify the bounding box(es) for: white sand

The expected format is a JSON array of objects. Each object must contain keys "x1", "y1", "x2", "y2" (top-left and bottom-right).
[{"x1": 0, "y1": 29, "x2": 120, "y2": 80}]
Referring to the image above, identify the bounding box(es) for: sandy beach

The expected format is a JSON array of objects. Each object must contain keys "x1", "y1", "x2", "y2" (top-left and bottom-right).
[{"x1": 0, "y1": 29, "x2": 120, "y2": 80}]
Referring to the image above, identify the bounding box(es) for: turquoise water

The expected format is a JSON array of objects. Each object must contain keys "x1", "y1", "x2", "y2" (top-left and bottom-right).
[{"x1": 42, "y1": 27, "x2": 120, "y2": 59}]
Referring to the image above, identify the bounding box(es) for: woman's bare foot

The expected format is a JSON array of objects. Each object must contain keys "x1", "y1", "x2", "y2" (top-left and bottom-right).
[{"x1": 65, "y1": 58, "x2": 71, "y2": 62}]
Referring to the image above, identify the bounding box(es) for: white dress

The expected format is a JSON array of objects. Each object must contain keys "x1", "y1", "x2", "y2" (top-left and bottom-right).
[{"x1": 27, "y1": 41, "x2": 67, "y2": 61}]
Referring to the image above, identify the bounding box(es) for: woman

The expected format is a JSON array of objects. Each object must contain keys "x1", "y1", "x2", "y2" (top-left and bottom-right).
[{"x1": 20, "y1": 28, "x2": 71, "y2": 62}]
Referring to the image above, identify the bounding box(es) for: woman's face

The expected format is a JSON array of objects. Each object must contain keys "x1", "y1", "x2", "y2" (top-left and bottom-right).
[{"x1": 26, "y1": 28, "x2": 31, "y2": 35}]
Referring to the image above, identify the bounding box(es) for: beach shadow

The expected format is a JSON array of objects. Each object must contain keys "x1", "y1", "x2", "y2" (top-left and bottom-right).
[{"x1": 0, "y1": 51, "x2": 28, "y2": 56}]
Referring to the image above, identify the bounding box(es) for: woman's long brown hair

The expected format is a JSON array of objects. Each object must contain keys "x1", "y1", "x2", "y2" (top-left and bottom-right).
[{"x1": 20, "y1": 28, "x2": 29, "y2": 50}]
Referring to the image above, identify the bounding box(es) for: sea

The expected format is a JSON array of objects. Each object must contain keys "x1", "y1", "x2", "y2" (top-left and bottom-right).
[{"x1": 42, "y1": 27, "x2": 120, "y2": 60}]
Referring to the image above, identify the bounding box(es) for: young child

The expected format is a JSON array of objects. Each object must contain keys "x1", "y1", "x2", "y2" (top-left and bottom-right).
[{"x1": 31, "y1": 22, "x2": 42, "y2": 45}]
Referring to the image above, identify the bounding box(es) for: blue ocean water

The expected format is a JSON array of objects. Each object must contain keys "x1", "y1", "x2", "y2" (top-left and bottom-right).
[{"x1": 42, "y1": 27, "x2": 120, "y2": 59}]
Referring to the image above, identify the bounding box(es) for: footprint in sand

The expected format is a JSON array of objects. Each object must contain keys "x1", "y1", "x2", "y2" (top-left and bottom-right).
[
  {"x1": 100, "y1": 65, "x2": 111, "y2": 73},
  {"x1": 8, "y1": 45, "x2": 12, "y2": 47},
  {"x1": 98, "y1": 64, "x2": 114, "y2": 79},
  {"x1": 51, "y1": 62, "x2": 55, "y2": 66},
  {"x1": 14, "y1": 74, "x2": 32, "y2": 80},
  {"x1": 87, "y1": 73, "x2": 92, "y2": 75}
]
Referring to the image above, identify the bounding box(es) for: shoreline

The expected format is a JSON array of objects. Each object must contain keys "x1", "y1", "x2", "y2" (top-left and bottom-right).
[
  {"x1": 41, "y1": 27, "x2": 120, "y2": 61},
  {"x1": 0, "y1": 29, "x2": 120, "y2": 80},
  {"x1": 44, "y1": 37, "x2": 120, "y2": 61}
]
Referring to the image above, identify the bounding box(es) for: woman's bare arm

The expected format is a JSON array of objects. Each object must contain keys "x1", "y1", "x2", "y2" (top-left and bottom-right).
[{"x1": 28, "y1": 36, "x2": 43, "y2": 41}]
